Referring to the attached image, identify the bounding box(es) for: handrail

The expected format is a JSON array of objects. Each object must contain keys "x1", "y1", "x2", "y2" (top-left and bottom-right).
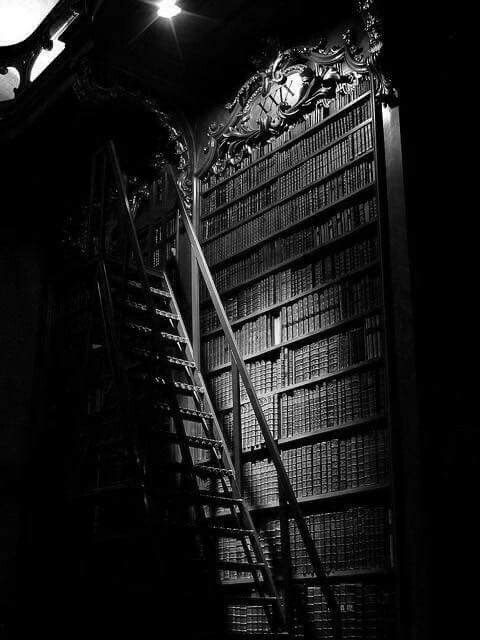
[{"x1": 168, "y1": 165, "x2": 342, "y2": 639}]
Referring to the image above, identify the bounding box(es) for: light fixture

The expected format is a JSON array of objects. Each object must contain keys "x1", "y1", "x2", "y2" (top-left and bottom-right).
[
  {"x1": 0, "y1": 0, "x2": 61, "y2": 46},
  {"x1": 157, "y1": 0, "x2": 181, "y2": 19}
]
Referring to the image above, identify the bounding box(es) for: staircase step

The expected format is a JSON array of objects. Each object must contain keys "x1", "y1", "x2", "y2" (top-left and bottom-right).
[
  {"x1": 122, "y1": 299, "x2": 178, "y2": 320},
  {"x1": 166, "y1": 355, "x2": 196, "y2": 368},
  {"x1": 153, "y1": 489, "x2": 239, "y2": 506},
  {"x1": 156, "y1": 431, "x2": 223, "y2": 450},
  {"x1": 158, "y1": 462, "x2": 233, "y2": 478},
  {"x1": 218, "y1": 560, "x2": 266, "y2": 571},
  {"x1": 121, "y1": 278, "x2": 170, "y2": 299},
  {"x1": 226, "y1": 634, "x2": 289, "y2": 639},
  {"x1": 136, "y1": 376, "x2": 203, "y2": 394},
  {"x1": 160, "y1": 331, "x2": 188, "y2": 344},
  {"x1": 124, "y1": 321, "x2": 152, "y2": 335},
  {"x1": 127, "y1": 349, "x2": 195, "y2": 370},
  {"x1": 155, "y1": 402, "x2": 213, "y2": 422},
  {"x1": 205, "y1": 526, "x2": 255, "y2": 539},
  {"x1": 224, "y1": 595, "x2": 277, "y2": 604}
]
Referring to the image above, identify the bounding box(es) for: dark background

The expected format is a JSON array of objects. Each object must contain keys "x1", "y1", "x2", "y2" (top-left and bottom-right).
[{"x1": 0, "y1": 1, "x2": 474, "y2": 637}]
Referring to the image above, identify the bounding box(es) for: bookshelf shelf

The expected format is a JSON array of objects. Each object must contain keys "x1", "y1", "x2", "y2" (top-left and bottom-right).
[
  {"x1": 219, "y1": 567, "x2": 393, "y2": 588},
  {"x1": 205, "y1": 180, "x2": 376, "y2": 271},
  {"x1": 205, "y1": 311, "x2": 383, "y2": 375},
  {"x1": 197, "y1": 56, "x2": 398, "y2": 636},
  {"x1": 201, "y1": 260, "x2": 380, "y2": 338},
  {"x1": 239, "y1": 414, "x2": 387, "y2": 458},
  {"x1": 201, "y1": 90, "x2": 371, "y2": 198},
  {"x1": 214, "y1": 357, "x2": 384, "y2": 413},
  {"x1": 210, "y1": 483, "x2": 391, "y2": 520},
  {"x1": 201, "y1": 218, "x2": 378, "y2": 303},
  {"x1": 201, "y1": 120, "x2": 373, "y2": 226}
]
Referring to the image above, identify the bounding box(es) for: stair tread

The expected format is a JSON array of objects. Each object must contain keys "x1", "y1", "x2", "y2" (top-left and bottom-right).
[
  {"x1": 155, "y1": 431, "x2": 223, "y2": 449},
  {"x1": 122, "y1": 299, "x2": 178, "y2": 320},
  {"x1": 156, "y1": 404, "x2": 213, "y2": 422},
  {"x1": 158, "y1": 462, "x2": 233, "y2": 477},
  {"x1": 218, "y1": 560, "x2": 265, "y2": 570}
]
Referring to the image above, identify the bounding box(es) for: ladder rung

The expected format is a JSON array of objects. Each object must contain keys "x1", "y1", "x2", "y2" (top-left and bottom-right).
[
  {"x1": 218, "y1": 561, "x2": 265, "y2": 571},
  {"x1": 153, "y1": 489, "x2": 238, "y2": 506},
  {"x1": 123, "y1": 279, "x2": 170, "y2": 299},
  {"x1": 160, "y1": 331, "x2": 188, "y2": 344},
  {"x1": 226, "y1": 634, "x2": 289, "y2": 639},
  {"x1": 205, "y1": 526, "x2": 255, "y2": 539},
  {"x1": 123, "y1": 299, "x2": 178, "y2": 320},
  {"x1": 156, "y1": 432, "x2": 223, "y2": 450},
  {"x1": 150, "y1": 378, "x2": 204, "y2": 394},
  {"x1": 224, "y1": 595, "x2": 277, "y2": 604},
  {"x1": 155, "y1": 402, "x2": 213, "y2": 422},
  {"x1": 158, "y1": 462, "x2": 233, "y2": 478},
  {"x1": 124, "y1": 321, "x2": 152, "y2": 335},
  {"x1": 166, "y1": 355, "x2": 196, "y2": 368},
  {"x1": 127, "y1": 350, "x2": 195, "y2": 370}
]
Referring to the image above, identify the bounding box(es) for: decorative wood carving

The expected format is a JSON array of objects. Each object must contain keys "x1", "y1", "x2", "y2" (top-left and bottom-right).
[
  {"x1": 0, "y1": 1, "x2": 85, "y2": 114},
  {"x1": 73, "y1": 60, "x2": 193, "y2": 216},
  {"x1": 199, "y1": 8, "x2": 397, "y2": 177},
  {"x1": 198, "y1": 43, "x2": 370, "y2": 178}
]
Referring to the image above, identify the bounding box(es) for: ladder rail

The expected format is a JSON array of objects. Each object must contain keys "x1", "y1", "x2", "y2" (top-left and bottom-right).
[
  {"x1": 168, "y1": 165, "x2": 342, "y2": 639},
  {"x1": 106, "y1": 141, "x2": 283, "y2": 629},
  {"x1": 162, "y1": 272, "x2": 286, "y2": 630}
]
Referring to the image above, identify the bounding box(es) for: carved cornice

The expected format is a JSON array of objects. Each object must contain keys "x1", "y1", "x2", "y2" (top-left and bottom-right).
[
  {"x1": 198, "y1": 42, "x2": 369, "y2": 178},
  {"x1": 73, "y1": 60, "x2": 193, "y2": 215},
  {"x1": 356, "y1": 0, "x2": 398, "y2": 106}
]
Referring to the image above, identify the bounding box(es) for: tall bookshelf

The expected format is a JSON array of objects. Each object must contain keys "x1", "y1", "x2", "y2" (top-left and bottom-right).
[{"x1": 195, "y1": 43, "x2": 398, "y2": 638}]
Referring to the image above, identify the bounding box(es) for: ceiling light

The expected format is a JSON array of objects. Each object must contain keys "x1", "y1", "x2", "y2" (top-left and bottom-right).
[{"x1": 157, "y1": 0, "x2": 181, "y2": 19}]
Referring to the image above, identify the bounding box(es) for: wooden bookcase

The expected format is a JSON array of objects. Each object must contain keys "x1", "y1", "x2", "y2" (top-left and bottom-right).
[{"x1": 193, "y1": 43, "x2": 401, "y2": 638}]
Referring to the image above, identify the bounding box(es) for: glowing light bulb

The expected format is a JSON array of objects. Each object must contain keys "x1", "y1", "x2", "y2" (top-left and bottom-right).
[{"x1": 157, "y1": 0, "x2": 181, "y2": 19}]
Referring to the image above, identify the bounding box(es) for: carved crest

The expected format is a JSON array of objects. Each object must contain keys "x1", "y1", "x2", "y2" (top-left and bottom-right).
[
  {"x1": 199, "y1": 9, "x2": 396, "y2": 178},
  {"x1": 199, "y1": 42, "x2": 371, "y2": 178}
]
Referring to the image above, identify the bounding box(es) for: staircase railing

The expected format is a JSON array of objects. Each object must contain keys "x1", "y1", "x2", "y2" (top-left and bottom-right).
[{"x1": 168, "y1": 166, "x2": 342, "y2": 640}]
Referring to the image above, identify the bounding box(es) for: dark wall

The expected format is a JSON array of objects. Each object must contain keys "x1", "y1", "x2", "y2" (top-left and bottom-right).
[
  {"x1": 387, "y1": 2, "x2": 474, "y2": 637},
  {"x1": 0, "y1": 157, "x2": 46, "y2": 629}
]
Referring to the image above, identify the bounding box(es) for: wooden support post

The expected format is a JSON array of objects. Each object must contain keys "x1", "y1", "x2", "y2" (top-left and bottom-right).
[{"x1": 231, "y1": 361, "x2": 242, "y2": 490}]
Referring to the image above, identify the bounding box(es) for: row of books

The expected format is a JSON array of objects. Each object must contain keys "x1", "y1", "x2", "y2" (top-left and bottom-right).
[
  {"x1": 293, "y1": 583, "x2": 394, "y2": 639},
  {"x1": 221, "y1": 396, "x2": 279, "y2": 452},
  {"x1": 200, "y1": 236, "x2": 379, "y2": 333},
  {"x1": 278, "y1": 274, "x2": 381, "y2": 342},
  {"x1": 218, "y1": 366, "x2": 385, "y2": 449},
  {"x1": 225, "y1": 599, "x2": 272, "y2": 634},
  {"x1": 203, "y1": 167, "x2": 376, "y2": 268},
  {"x1": 218, "y1": 519, "x2": 282, "y2": 581},
  {"x1": 201, "y1": 76, "x2": 372, "y2": 192},
  {"x1": 203, "y1": 301, "x2": 381, "y2": 373},
  {"x1": 289, "y1": 505, "x2": 391, "y2": 576},
  {"x1": 280, "y1": 317, "x2": 383, "y2": 386},
  {"x1": 201, "y1": 98, "x2": 371, "y2": 210},
  {"x1": 209, "y1": 358, "x2": 280, "y2": 410},
  {"x1": 202, "y1": 167, "x2": 376, "y2": 295},
  {"x1": 201, "y1": 122, "x2": 371, "y2": 226},
  {"x1": 280, "y1": 429, "x2": 389, "y2": 499},
  {"x1": 202, "y1": 314, "x2": 281, "y2": 368},
  {"x1": 279, "y1": 369, "x2": 385, "y2": 439},
  {"x1": 201, "y1": 144, "x2": 375, "y2": 243}
]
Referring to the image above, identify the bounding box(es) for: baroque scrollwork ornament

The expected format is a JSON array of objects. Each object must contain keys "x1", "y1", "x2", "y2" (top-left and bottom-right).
[
  {"x1": 200, "y1": 8, "x2": 398, "y2": 178},
  {"x1": 199, "y1": 41, "x2": 369, "y2": 177},
  {"x1": 73, "y1": 59, "x2": 193, "y2": 216},
  {"x1": 356, "y1": 0, "x2": 398, "y2": 106}
]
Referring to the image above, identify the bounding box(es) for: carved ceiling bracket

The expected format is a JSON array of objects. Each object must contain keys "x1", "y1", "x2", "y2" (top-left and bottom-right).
[{"x1": 72, "y1": 59, "x2": 193, "y2": 216}]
